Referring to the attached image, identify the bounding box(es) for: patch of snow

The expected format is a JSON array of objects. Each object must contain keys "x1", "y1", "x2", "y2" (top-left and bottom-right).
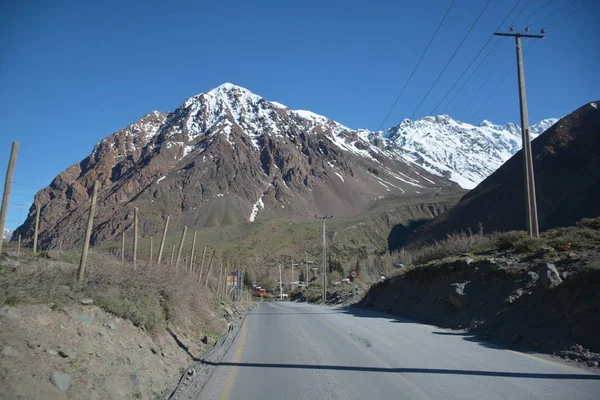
[
  {"x1": 591, "y1": 102, "x2": 598, "y2": 109},
  {"x1": 217, "y1": 194, "x2": 224, "y2": 197},
  {"x1": 156, "y1": 176, "x2": 166, "y2": 184},
  {"x1": 249, "y1": 195, "x2": 265, "y2": 222},
  {"x1": 334, "y1": 172, "x2": 345, "y2": 182},
  {"x1": 271, "y1": 101, "x2": 287, "y2": 109}
]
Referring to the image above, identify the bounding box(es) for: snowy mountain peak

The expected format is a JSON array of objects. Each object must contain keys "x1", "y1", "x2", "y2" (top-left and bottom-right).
[{"x1": 3, "y1": 228, "x2": 12, "y2": 241}]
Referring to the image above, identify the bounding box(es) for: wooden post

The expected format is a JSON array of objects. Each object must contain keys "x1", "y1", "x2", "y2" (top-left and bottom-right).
[
  {"x1": 33, "y1": 203, "x2": 40, "y2": 255},
  {"x1": 170, "y1": 244, "x2": 176, "y2": 267},
  {"x1": 191, "y1": 253, "x2": 196, "y2": 275},
  {"x1": 78, "y1": 180, "x2": 99, "y2": 283},
  {"x1": 157, "y1": 216, "x2": 170, "y2": 266},
  {"x1": 198, "y1": 246, "x2": 207, "y2": 283},
  {"x1": 184, "y1": 252, "x2": 188, "y2": 272},
  {"x1": 190, "y1": 230, "x2": 197, "y2": 272},
  {"x1": 204, "y1": 249, "x2": 215, "y2": 286},
  {"x1": 132, "y1": 207, "x2": 138, "y2": 269},
  {"x1": 175, "y1": 226, "x2": 187, "y2": 270},
  {"x1": 17, "y1": 234, "x2": 21, "y2": 254},
  {"x1": 0, "y1": 142, "x2": 18, "y2": 255},
  {"x1": 218, "y1": 260, "x2": 224, "y2": 299},
  {"x1": 149, "y1": 236, "x2": 153, "y2": 262},
  {"x1": 121, "y1": 228, "x2": 125, "y2": 266}
]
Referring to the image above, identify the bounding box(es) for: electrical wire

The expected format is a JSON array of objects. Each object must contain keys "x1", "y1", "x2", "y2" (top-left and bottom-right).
[
  {"x1": 461, "y1": 49, "x2": 512, "y2": 114},
  {"x1": 431, "y1": 0, "x2": 523, "y2": 114},
  {"x1": 409, "y1": 0, "x2": 493, "y2": 120},
  {"x1": 376, "y1": 0, "x2": 457, "y2": 131},
  {"x1": 472, "y1": 43, "x2": 534, "y2": 120},
  {"x1": 513, "y1": 0, "x2": 558, "y2": 26},
  {"x1": 543, "y1": 0, "x2": 593, "y2": 28},
  {"x1": 528, "y1": 0, "x2": 582, "y2": 27}
]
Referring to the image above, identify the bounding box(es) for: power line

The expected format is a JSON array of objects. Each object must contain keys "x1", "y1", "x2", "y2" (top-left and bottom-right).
[
  {"x1": 544, "y1": 0, "x2": 593, "y2": 28},
  {"x1": 528, "y1": 0, "x2": 582, "y2": 27},
  {"x1": 472, "y1": 44, "x2": 534, "y2": 120},
  {"x1": 431, "y1": 0, "x2": 523, "y2": 114},
  {"x1": 462, "y1": 48, "x2": 512, "y2": 114},
  {"x1": 514, "y1": 0, "x2": 558, "y2": 26},
  {"x1": 450, "y1": 0, "x2": 534, "y2": 115},
  {"x1": 409, "y1": 0, "x2": 493, "y2": 120},
  {"x1": 444, "y1": 40, "x2": 502, "y2": 115},
  {"x1": 376, "y1": 0, "x2": 457, "y2": 131}
]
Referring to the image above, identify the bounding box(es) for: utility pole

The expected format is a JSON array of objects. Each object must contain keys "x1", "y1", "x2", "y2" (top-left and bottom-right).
[
  {"x1": 0, "y1": 142, "x2": 18, "y2": 255},
  {"x1": 278, "y1": 264, "x2": 283, "y2": 300},
  {"x1": 494, "y1": 27, "x2": 544, "y2": 237},
  {"x1": 315, "y1": 215, "x2": 333, "y2": 301}
]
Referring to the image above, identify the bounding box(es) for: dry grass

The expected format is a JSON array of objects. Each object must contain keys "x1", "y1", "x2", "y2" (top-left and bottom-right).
[
  {"x1": 0, "y1": 250, "x2": 223, "y2": 335},
  {"x1": 400, "y1": 227, "x2": 496, "y2": 266}
]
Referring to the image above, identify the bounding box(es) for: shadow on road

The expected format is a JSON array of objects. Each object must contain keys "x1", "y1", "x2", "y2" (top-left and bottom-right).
[{"x1": 200, "y1": 360, "x2": 600, "y2": 380}]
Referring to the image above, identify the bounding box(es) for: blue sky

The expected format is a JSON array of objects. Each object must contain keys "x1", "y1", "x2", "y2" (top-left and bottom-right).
[{"x1": 1, "y1": 0, "x2": 599, "y2": 229}]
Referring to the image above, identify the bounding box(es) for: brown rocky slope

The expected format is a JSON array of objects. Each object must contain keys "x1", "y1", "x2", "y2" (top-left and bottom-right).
[{"x1": 13, "y1": 84, "x2": 458, "y2": 250}]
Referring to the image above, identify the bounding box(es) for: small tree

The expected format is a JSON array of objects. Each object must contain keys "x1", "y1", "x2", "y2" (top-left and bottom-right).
[
  {"x1": 299, "y1": 270, "x2": 306, "y2": 283},
  {"x1": 243, "y1": 270, "x2": 252, "y2": 288}
]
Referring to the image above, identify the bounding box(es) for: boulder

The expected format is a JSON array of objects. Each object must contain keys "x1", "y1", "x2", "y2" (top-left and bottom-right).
[
  {"x1": 46, "y1": 250, "x2": 61, "y2": 260},
  {"x1": 540, "y1": 263, "x2": 563, "y2": 290}
]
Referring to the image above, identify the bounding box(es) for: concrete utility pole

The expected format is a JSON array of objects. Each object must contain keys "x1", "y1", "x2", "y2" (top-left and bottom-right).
[
  {"x1": 315, "y1": 215, "x2": 333, "y2": 301},
  {"x1": 0, "y1": 142, "x2": 18, "y2": 255},
  {"x1": 33, "y1": 203, "x2": 40, "y2": 255},
  {"x1": 278, "y1": 264, "x2": 283, "y2": 300},
  {"x1": 494, "y1": 28, "x2": 544, "y2": 237}
]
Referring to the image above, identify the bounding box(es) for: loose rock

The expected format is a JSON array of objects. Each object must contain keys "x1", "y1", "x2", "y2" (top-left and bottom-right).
[
  {"x1": 46, "y1": 250, "x2": 61, "y2": 260},
  {"x1": 50, "y1": 371, "x2": 71, "y2": 391},
  {"x1": 58, "y1": 348, "x2": 75, "y2": 358},
  {"x1": 80, "y1": 298, "x2": 94, "y2": 305},
  {"x1": 107, "y1": 323, "x2": 116, "y2": 330},
  {"x1": 540, "y1": 263, "x2": 563, "y2": 290}
]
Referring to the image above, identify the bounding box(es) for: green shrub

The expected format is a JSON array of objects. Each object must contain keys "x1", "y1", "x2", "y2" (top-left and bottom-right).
[
  {"x1": 496, "y1": 231, "x2": 542, "y2": 253},
  {"x1": 542, "y1": 226, "x2": 600, "y2": 250}
]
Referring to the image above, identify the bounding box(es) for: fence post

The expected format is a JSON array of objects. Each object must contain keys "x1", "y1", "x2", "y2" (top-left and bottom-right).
[
  {"x1": 204, "y1": 249, "x2": 215, "y2": 286},
  {"x1": 175, "y1": 226, "x2": 187, "y2": 270},
  {"x1": 198, "y1": 246, "x2": 207, "y2": 283},
  {"x1": 149, "y1": 236, "x2": 153, "y2": 262},
  {"x1": 77, "y1": 180, "x2": 99, "y2": 284},
  {"x1": 17, "y1": 234, "x2": 21, "y2": 254},
  {"x1": 132, "y1": 207, "x2": 138, "y2": 270},
  {"x1": 157, "y1": 216, "x2": 170, "y2": 266},
  {"x1": 33, "y1": 203, "x2": 40, "y2": 255},
  {"x1": 121, "y1": 228, "x2": 125, "y2": 266},
  {"x1": 190, "y1": 230, "x2": 197, "y2": 272}
]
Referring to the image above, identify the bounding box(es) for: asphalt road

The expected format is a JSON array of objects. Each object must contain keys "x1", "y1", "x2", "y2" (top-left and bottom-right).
[{"x1": 197, "y1": 302, "x2": 600, "y2": 400}]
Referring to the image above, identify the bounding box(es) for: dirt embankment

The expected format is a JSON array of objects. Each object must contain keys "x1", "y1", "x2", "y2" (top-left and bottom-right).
[
  {"x1": 360, "y1": 250, "x2": 600, "y2": 365},
  {"x1": 0, "y1": 250, "x2": 252, "y2": 399}
]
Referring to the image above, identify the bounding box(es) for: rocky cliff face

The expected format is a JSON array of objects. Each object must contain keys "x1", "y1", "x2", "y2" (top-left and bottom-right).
[
  {"x1": 13, "y1": 84, "x2": 458, "y2": 249},
  {"x1": 405, "y1": 101, "x2": 600, "y2": 245}
]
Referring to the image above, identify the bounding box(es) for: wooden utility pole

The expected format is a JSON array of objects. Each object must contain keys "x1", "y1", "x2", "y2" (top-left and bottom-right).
[
  {"x1": 315, "y1": 215, "x2": 333, "y2": 301},
  {"x1": 218, "y1": 260, "x2": 225, "y2": 299},
  {"x1": 0, "y1": 142, "x2": 18, "y2": 255},
  {"x1": 33, "y1": 203, "x2": 41, "y2": 255},
  {"x1": 494, "y1": 29, "x2": 544, "y2": 237},
  {"x1": 175, "y1": 226, "x2": 187, "y2": 270},
  {"x1": 204, "y1": 249, "x2": 215, "y2": 286},
  {"x1": 78, "y1": 180, "x2": 99, "y2": 283},
  {"x1": 149, "y1": 236, "x2": 153, "y2": 262},
  {"x1": 121, "y1": 228, "x2": 125, "y2": 266},
  {"x1": 157, "y1": 216, "x2": 170, "y2": 265},
  {"x1": 132, "y1": 207, "x2": 139, "y2": 269},
  {"x1": 170, "y1": 244, "x2": 176, "y2": 267},
  {"x1": 17, "y1": 234, "x2": 21, "y2": 254}
]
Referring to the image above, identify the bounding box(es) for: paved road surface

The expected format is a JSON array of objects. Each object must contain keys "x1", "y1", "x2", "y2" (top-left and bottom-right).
[{"x1": 197, "y1": 302, "x2": 600, "y2": 400}]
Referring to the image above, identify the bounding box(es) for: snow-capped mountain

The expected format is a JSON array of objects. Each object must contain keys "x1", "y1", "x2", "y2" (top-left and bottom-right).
[
  {"x1": 383, "y1": 116, "x2": 558, "y2": 189},
  {"x1": 3, "y1": 228, "x2": 12, "y2": 241},
  {"x1": 13, "y1": 83, "x2": 556, "y2": 248}
]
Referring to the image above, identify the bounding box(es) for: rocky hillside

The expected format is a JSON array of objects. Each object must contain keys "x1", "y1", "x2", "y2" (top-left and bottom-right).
[
  {"x1": 405, "y1": 101, "x2": 600, "y2": 246},
  {"x1": 12, "y1": 83, "x2": 556, "y2": 250},
  {"x1": 13, "y1": 84, "x2": 460, "y2": 250}
]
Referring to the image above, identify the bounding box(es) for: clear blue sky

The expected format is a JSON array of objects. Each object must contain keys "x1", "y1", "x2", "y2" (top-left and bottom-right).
[{"x1": 1, "y1": 0, "x2": 599, "y2": 229}]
